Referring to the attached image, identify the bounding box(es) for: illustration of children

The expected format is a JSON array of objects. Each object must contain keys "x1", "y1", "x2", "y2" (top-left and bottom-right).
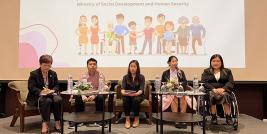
[
  {"x1": 90, "y1": 15, "x2": 100, "y2": 55},
  {"x1": 114, "y1": 13, "x2": 129, "y2": 55},
  {"x1": 76, "y1": 15, "x2": 89, "y2": 55},
  {"x1": 105, "y1": 22, "x2": 117, "y2": 54},
  {"x1": 190, "y1": 16, "x2": 206, "y2": 55},
  {"x1": 163, "y1": 21, "x2": 175, "y2": 54},
  {"x1": 128, "y1": 21, "x2": 137, "y2": 55},
  {"x1": 155, "y1": 13, "x2": 166, "y2": 54},
  {"x1": 176, "y1": 16, "x2": 190, "y2": 54},
  {"x1": 140, "y1": 16, "x2": 154, "y2": 55}
]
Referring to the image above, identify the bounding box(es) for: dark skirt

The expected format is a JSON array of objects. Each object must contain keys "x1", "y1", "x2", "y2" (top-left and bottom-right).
[{"x1": 209, "y1": 91, "x2": 232, "y2": 105}]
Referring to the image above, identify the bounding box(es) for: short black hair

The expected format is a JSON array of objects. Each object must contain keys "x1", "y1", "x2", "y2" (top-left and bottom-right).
[
  {"x1": 39, "y1": 54, "x2": 53, "y2": 64},
  {"x1": 87, "y1": 58, "x2": 97, "y2": 65}
]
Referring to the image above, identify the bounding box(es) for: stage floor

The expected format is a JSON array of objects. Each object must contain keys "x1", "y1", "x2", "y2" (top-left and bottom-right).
[{"x1": 0, "y1": 114, "x2": 266, "y2": 134}]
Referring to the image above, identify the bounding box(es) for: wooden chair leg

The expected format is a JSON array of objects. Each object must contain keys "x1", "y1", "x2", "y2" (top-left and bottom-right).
[
  {"x1": 113, "y1": 105, "x2": 117, "y2": 123},
  {"x1": 149, "y1": 111, "x2": 152, "y2": 125},
  {"x1": 118, "y1": 112, "x2": 122, "y2": 119},
  {"x1": 10, "y1": 108, "x2": 19, "y2": 127},
  {"x1": 113, "y1": 111, "x2": 118, "y2": 123},
  {"x1": 145, "y1": 112, "x2": 152, "y2": 125},
  {"x1": 20, "y1": 110, "x2": 25, "y2": 132},
  {"x1": 145, "y1": 112, "x2": 149, "y2": 118},
  {"x1": 115, "y1": 112, "x2": 122, "y2": 123},
  {"x1": 156, "y1": 119, "x2": 159, "y2": 132}
]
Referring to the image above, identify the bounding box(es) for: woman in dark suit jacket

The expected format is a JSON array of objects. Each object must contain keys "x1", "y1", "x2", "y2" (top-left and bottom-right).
[
  {"x1": 161, "y1": 56, "x2": 188, "y2": 113},
  {"x1": 26, "y1": 55, "x2": 62, "y2": 133},
  {"x1": 201, "y1": 54, "x2": 234, "y2": 125}
]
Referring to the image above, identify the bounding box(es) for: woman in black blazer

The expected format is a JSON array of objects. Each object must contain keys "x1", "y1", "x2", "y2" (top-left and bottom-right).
[
  {"x1": 201, "y1": 54, "x2": 234, "y2": 125},
  {"x1": 161, "y1": 56, "x2": 188, "y2": 113},
  {"x1": 26, "y1": 55, "x2": 62, "y2": 133},
  {"x1": 160, "y1": 56, "x2": 189, "y2": 128}
]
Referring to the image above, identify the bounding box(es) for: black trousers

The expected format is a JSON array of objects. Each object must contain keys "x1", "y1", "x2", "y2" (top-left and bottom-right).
[
  {"x1": 122, "y1": 95, "x2": 144, "y2": 116},
  {"x1": 75, "y1": 95, "x2": 105, "y2": 112},
  {"x1": 38, "y1": 95, "x2": 62, "y2": 122}
]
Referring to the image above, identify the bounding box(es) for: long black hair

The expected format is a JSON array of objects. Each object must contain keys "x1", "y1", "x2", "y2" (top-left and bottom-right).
[
  {"x1": 167, "y1": 55, "x2": 179, "y2": 69},
  {"x1": 209, "y1": 54, "x2": 224, "y2": 70},
  {"x1": 167, "y1": 55, "x2": 183, "y2": 78},
  {"x1": 167, "y1": 55, "x2": 178, "y2": 64},
  {"x1": 127, "y1": 60, "x2": 141, "y2": 83}
]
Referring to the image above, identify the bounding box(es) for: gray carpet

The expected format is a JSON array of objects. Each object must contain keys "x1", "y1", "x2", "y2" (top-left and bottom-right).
[{"x1": 1, "y1": 114, "x2": 267, "y2": 134}]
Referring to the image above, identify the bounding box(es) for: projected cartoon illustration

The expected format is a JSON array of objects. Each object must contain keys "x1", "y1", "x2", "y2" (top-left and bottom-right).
[
  {"x1": 155, "y1": 14, "x2": 166, "y2": 54},
  {"x1": 103, "y1": 22, "x2": 117, "y2": 54},
  {"x1": 74, "y1": 14, "x2": 207, "y2": 56},
  {"x1": 176, "y1": 16, "x2": 190, "y2": 54},
  {"x1": 76, "y1": 15, "x2": 89, "y2": 55},
  {"x1": 19, "y1": 0, "x2": 245, "y2": 68},
  {"x1": 163, "y1": 21, "x2": 175, "y2": 54},
  {"x1": 114, "y1": 13, "x2": 129, "y2": 54},
  {"x1": 139, "y1": 16, "x2": 155, "y2": 55},
  {"x1": 128, "y1": 21, "x2": 138, "y2": 55},
  {"x1": 90, "y1": 15, "x2": 100, "y2": 55},
  {"x1": 190, "y1": 16, "x2": 206, "y2": 55},
  {"x1": 19, "y1": 24, "x2": 59, "y2": 68}
]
